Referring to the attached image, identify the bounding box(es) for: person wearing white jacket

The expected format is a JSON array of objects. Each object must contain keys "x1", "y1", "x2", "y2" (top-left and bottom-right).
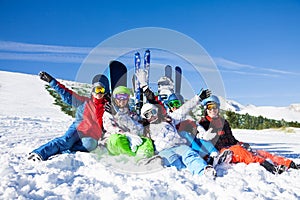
[
  {"x1": 140, "y1": 89, "x2": 217, "y2": 176},
  {"x1": 102, "y1": 86, "x2": 154, "y2": 161}
]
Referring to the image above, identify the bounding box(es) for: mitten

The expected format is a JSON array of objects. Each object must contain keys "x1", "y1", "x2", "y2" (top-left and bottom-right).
[
  {"x1": 198, "y1": 88, "x2": 211, "y2": 101},
  {"x1": 39, "y1": 71, "x2": 54, "y2": 83},
  {"x1": 135, "y1": 69, "x2": 148, "y2": 88},
  {"x1": 197, "y1": 127, "x2": 216, "y2": 141},
  {"x1": 125, "y1": 132, "x2": 143, "y2": 152}
]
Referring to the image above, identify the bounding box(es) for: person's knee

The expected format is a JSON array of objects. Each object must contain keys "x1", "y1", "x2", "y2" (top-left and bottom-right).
[{"x1": 81, "y1": 137, "x2": 98, "y2": 152}]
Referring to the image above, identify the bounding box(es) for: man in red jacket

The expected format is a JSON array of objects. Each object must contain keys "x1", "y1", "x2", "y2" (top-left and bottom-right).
[{"x1": 28, "y1": 72, "x2": 110, "y2": 161}]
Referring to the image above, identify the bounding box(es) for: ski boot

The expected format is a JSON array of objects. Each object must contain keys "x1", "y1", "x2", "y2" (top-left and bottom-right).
[
  {"x1": 213, "y1": 149, "x2": 233, "y2": 167},
  {"x1": 203, "y1": 165, "x2": 217, "y2": 178},
  {"x1": 289, "y1": 161, "x2": 300, "y2": 170}
]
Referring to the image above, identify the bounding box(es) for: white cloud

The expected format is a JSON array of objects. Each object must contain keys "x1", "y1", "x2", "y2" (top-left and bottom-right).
[{"x1": 214, "y1": 57, "x2": 299, "y2": 77}]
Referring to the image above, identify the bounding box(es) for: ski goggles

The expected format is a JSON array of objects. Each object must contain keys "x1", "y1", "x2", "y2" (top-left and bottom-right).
[
  {"x1": 93, "y1": 86, "x2": 106, "y2": 94},
  {"x1": 206, "y1": 103, "x2": 219, "y2": 110},
  {"x1": 114, "y1": 93, "x2": 130, "y2": 100},
  {"x1": 143, "y1": 108, "x2": 158, "y2": 119},
  {"x1": 168, "y1": 99, "x2": 182, "y2": 109}
]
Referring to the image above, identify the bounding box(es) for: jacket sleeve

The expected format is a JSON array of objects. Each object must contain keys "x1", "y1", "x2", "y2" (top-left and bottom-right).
[
  {"x1": 49, "y1": 79, "x2": 89, "y2": 107},
  {"x1": 102, "y1": 111, "x2": 144, "y2": 137},
  {"x1": 143, "y1": 87, "x2": 167, "y2": 116},
  {"x1": 102, "y1": 111, "x2": 123, "y2": 134},
  {"x1": 223, "y1": 119, "x2": 240, "y2": 144},
  {"x1": 170, "y1": 95, "x2": 200, "y2": 125}
]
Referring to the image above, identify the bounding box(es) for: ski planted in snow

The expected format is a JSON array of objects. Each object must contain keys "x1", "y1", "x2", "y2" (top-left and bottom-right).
[
  {"x1": 133, "y1": 50, "x2": 151, "y2": 115},
  {"x1": 109, "y1": 60, "x2": 127, "y2": 92},
  {"x1": 144, "y1": 49, "x2": 151, "y2": 85},
  {"x1": 165, "y1": 65, "x2": 172, "y2": 80},
  {"x1": 175, "y1": 66, "x2": 182, "y2": 94},
  {"x1": 134, "y1": 52, "x2": 143, "y2": 115},
  {"x1": 175, "y1": 66, "x2": 184, "y2": 102}
]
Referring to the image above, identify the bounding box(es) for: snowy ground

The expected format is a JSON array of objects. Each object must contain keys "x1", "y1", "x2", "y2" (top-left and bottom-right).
[{"x1": 0, "y1": 70, "x2": 300, "y2": 200}]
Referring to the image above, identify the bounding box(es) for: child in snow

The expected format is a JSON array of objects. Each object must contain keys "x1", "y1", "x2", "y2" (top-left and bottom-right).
[
  {"x1": 136, "y1": 69, "x2": 224, "y2": 167},
  {"x1": 139, "y1": 89, "x2": 219, "y2": 177},
  {"x1": 197, "y1": 95, "x2": 300, "y2": 174},
  {"x1": 102, "y1": 86, "x2": 154, "y2": 161},
  {"x1": 28, "y1": 71, "x2": 110, "y2": 161}
]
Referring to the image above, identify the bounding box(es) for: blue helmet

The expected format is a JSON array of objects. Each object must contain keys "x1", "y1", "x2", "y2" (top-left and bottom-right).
[
  {"x1": 202, "y1": 95, "x2": 220, "y2": 107},
  {"x1": 167, "y1": 93, "x2": 180, "y2": 102}
]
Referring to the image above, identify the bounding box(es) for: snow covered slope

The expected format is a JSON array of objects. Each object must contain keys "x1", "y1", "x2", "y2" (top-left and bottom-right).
[{"x1": 0, "y1": 70, "x2": 300, "y2": 199}]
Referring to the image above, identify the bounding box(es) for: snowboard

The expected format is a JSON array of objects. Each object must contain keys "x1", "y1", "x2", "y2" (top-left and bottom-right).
[{"x1": 109, "y1": 60, "x2": 127, "y2": 92}]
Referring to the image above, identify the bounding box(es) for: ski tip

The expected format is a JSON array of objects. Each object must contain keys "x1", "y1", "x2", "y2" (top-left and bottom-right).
[{"x1": 175, "y1": 66, "x2": 182, "y2": 71}]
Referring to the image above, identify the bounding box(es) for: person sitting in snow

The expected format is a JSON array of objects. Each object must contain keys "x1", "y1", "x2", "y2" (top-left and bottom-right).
[
  {"x1": 28, "y1": 71, "x2": 110, "y2": 161},
  {"x1": 165, "y1": 93, "x2": 231, "y2": 166},
  {"x1": 102, "y1": 86, "x2": 154, "y2": 162},
  {"x1": 196, "y1": 95, "x2": 300, "y2": 174},
  {"x1": 139, "y1": 89, "x2": 223, "y2": 177},
  {"x1": 136, "y1": 69, "x2": 226, "y2": 167}
]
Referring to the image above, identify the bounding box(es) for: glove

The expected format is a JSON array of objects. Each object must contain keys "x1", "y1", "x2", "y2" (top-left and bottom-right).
[
  {"x1": 125, "y1": 132, "x2": 143, "y2": 152},
  {"x1": 196, "y1": 127, "x2": 216, "y2": 141},
  {"x1": 104, "y1": 102, "x2": 116, "y2": 115},
  {"x1": 39, "y1": 71, "x2": 54, "y2": 83},
  {"x1": 135, "y1": 69, "x2": 148, "y2": 88},
  {"x1": 198, "y1": 88, "x2": 211, "y2": 101},
  {"x1": 241, "y1": 143, "x2": 252, "y2": 152}
]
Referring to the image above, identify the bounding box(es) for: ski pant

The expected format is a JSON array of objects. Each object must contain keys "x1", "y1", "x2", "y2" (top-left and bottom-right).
[
  {"x1": 256, "y1": 149, "x2": 292, "y2": 168},
  {"x1": 220, "y1": 145, "x2": 265, "y2": 164},
  {"x1": 106, "y1": 134, "x2": 154, "y2": 161},
  {"x1": 179, "y1": 131, "x2": 218, "y2": 158},
  {"x1": 32, "y1": 122, "x2": 98, "y2": 160},
  {"x1": 158, "y1": 144, "x2": 208, "y2": 175},
  {"x1": 221, "y1": 145, "x2": 292, "y2": 168}
]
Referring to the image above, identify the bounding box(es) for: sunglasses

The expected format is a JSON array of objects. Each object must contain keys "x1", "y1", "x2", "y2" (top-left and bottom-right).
[
  {"x1": 115, "y1": 93, "x2": 129, "y2": 100},
  {"x1": 93, "y1": 86, "x2": 105, "y2": 94},
  {"x1": 168, "y1": 100, "x2": 182, "y2": 109},
  {"x1": 143, "y1": 109, "x2": 158, "y2": 119},
  {"x1": 207, "y1": 103, "x2": 219, "y2": 110}
]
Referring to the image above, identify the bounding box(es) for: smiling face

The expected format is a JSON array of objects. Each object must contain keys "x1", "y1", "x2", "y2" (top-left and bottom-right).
[
  {"x1": 92, "y1": 92, "x2": 105, "y2": 99},
  {"x1": 113, "y1": 93, "x2": 130, "y2": 108},
  {"x1": 206, "y1": 102, "x2": 219, "y2": 118}
]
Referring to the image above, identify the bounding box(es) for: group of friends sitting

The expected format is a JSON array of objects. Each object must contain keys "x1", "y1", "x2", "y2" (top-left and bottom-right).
[{"x1": 28, "y1": 69, "x2": 300, "y2": 177}]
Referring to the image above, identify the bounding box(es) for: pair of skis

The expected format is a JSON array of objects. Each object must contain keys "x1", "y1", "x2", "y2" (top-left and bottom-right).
[
  {"x1": 133, "y1": 50, "x2": 150, "y2": 115},
  {"x1": 107, "y1": 50, "x2": 183, "y2": 114},
  {"x1": 164, "y1": 65, "x2": 182, "y2": 96}
]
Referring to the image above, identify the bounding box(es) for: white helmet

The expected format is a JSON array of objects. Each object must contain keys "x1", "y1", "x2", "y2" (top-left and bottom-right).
[{"x1": 141, "y1": 103, "x2": 158, "y2": 119}]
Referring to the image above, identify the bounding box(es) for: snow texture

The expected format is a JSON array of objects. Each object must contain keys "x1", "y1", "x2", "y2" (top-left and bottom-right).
[{"x1": 0, "y1": 70, "x2": 299, "y2": 199}]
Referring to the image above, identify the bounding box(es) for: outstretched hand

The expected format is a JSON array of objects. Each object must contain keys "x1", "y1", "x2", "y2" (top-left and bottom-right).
[
  {"x1": 135, "y1": 69, "x2": 148, "y2": 88},
  {"x1": 198, "y1": 88, "x2": 211, "y2": 101},
  {"x1": 39, "y1": 71, "x2": 53, "y2": 83}
]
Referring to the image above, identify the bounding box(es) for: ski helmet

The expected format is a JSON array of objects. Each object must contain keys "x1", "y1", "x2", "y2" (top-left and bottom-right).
[
  {"x1": 113, "y1": 86, "x2": 131, "y2": 96},
  {"x1": 167, "y1": 93, "x2": 180, "y2": 102},
  {"x1": 92, "y1": 74, "x2": 110, "y2": 94},
  {"x1": 141, "y1": 103, "x2": 158, "y2": 119},
  {"x1": 201, "y1": 95, "x2": 220, "y2": 107}
]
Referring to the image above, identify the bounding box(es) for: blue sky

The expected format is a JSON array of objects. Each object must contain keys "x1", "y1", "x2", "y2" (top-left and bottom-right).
[{"x1": 1, "y1": 0, "x2": 300, "y2": 107}]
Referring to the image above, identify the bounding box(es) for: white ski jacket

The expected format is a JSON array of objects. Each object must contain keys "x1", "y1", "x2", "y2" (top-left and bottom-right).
[
  {"x1": 150, "y1": 95, "x2": 200, "y2": 152},
  {"x1": 102, "y1": 107, "x2": 144, "y2": 143}
]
